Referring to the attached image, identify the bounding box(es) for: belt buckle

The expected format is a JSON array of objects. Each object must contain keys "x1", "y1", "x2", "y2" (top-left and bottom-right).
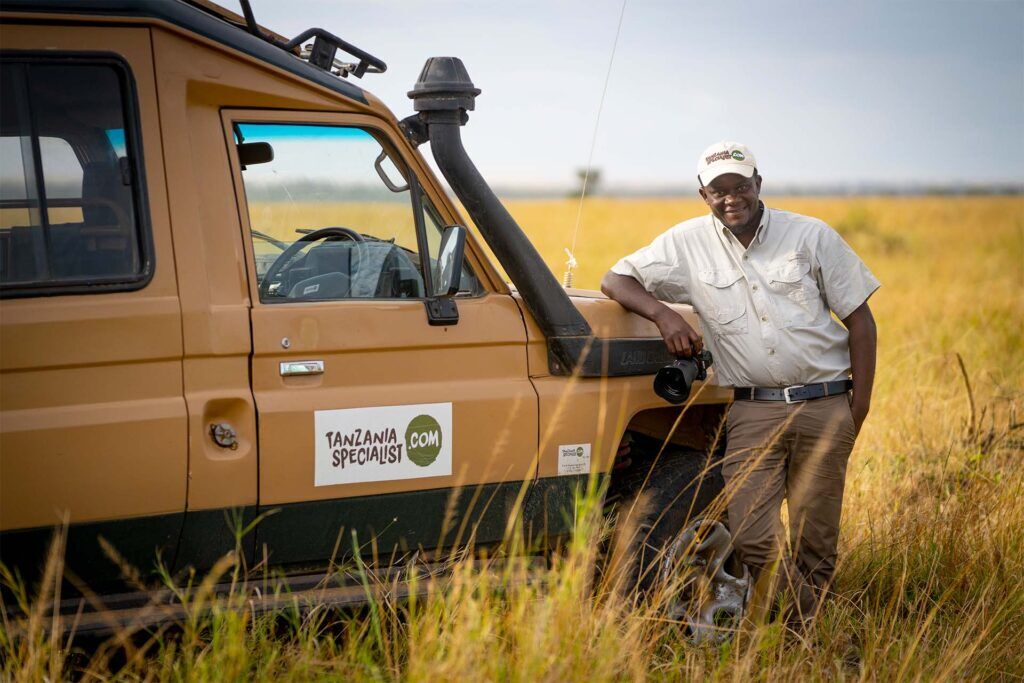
[{"x1": 783, "y1": 384, "x2": 805, "y2": 404}]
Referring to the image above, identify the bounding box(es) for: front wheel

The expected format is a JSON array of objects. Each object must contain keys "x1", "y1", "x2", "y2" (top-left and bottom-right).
[{"x1": 610, "y1": 442, "x2": 748, "y2": 643}]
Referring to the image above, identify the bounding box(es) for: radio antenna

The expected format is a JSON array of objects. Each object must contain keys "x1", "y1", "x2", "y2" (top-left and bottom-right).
[{"x1": 563, "y1": 0, "x2": 627, "y2": 288}]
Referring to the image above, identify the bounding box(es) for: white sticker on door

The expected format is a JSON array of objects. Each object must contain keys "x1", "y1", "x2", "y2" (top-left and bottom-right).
[
  {"x1": 315, "y1": 402, "x2": 452, "y2": 486},
  {"x1": 558, "y1": 443, "x2": 591, "y2": 476}
]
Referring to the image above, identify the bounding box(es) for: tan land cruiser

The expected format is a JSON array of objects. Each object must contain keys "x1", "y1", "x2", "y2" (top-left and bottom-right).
[{"x1": 0, "y1": 0, "x2": 744, "y2": 638}]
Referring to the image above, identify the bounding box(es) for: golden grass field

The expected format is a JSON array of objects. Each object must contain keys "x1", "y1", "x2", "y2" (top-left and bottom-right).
[{"x1": 3, "y1": 196, "x2": 1023, "y2": 680}]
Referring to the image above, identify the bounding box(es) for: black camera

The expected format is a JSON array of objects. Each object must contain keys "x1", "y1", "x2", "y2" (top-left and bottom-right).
[{"x1": 653, "y1": 350, "x2": 714, "y2": 404}]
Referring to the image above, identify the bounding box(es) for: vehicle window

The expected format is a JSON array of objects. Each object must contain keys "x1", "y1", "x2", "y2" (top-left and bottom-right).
[
  {"x1": 0, "y1": 60, "x2": 147, "y2": 293},
  {"x1": 236, "y1": 123, "x2": 479, "y2": 302}
]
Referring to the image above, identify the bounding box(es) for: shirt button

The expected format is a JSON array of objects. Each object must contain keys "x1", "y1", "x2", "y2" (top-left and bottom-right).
[
  {"x1": 752, "y1": 284, "x2": 758, "y2": 291},
  {"x1": 742, "y1": 254, "x2": 749, "y2": 260},
  {"x1": 761, "y1": 315, "x2": 768, "y2": 322},
  {"x1": 768, "y1": 348, "x2": 775, "y2": 355}
]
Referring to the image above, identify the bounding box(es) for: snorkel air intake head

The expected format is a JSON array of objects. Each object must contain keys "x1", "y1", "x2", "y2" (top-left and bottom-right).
[{"x1": 408, "y1": 57, "x2": 481, "y2": 122}]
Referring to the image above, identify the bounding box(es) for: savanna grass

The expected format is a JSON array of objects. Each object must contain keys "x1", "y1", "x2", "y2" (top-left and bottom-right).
[{"x1": 2, "y1": 196, "x2": 1022, "y2": 680}]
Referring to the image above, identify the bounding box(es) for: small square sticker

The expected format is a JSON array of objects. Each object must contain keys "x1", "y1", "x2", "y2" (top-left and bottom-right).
[{"x1": 558, "y1": 443, "x2": 591, "y2": 476}]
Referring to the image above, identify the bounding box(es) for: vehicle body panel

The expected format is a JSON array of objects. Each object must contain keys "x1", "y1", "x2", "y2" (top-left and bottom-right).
[{"x1": 0, "y1": 24, "x2": 185, "y2": 531}]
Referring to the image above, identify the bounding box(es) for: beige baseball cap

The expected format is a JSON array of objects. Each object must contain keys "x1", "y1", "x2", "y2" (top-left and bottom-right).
[{"x1": 697, "y1": 141, "x2": 757, "y2": 186}]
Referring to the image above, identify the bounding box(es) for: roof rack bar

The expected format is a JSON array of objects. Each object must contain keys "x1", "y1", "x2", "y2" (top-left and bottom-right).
[
  {"x1": 229, "y1": 1, "x2": 386, "y2": 78},
  {"x1": 237, "y1": 0, "x2": 262, "y2": 39},
  {"x1": 283, "y1": 27, "x2": 386, "y2": 77}
]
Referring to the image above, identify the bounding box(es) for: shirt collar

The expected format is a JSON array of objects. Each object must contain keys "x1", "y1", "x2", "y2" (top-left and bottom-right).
[
  {"x1": 755, "y1": 203, "x2": 770, "y2": 243},
  {"x1": 712, "y1": 202, "x2": 770, "y2": 244}
]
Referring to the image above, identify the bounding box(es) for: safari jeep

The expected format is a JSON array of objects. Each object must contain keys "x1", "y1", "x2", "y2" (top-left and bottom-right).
[{"x1": 0, "y1": 0, "x2": 742, "y2": 636}]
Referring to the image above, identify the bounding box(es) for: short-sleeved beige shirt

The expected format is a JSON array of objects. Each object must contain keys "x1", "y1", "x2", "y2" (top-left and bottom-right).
[{"x1": 611, "y1": 206, "x2": 880, "y2": 388}]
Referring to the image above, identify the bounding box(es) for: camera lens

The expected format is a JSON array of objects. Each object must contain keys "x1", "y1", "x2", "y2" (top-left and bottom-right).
[{"x1": 653, "y1": 358, "x2": 700, "y2": 404}]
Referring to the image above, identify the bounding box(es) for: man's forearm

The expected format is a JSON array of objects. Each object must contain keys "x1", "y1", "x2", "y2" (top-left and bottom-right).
[
  {"x1": 601, "y1": 271, "x2": 703, "y2": 357},
  {"x1": 843, "y1": 302, "x2": 877, "y2": 428},
  {"x1": 600, "y1": 272, "x2": 674, "y2": 323}
]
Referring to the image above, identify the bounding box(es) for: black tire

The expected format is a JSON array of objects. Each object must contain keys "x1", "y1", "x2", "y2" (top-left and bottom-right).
[{"x1": 609, "y1": 440, "x2": 725, "y2": 597}]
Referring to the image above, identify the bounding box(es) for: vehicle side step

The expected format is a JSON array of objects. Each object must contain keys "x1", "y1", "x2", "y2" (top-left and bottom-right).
[{"x1": 4, "y1": 557, "x2": 546, "y2": 638}]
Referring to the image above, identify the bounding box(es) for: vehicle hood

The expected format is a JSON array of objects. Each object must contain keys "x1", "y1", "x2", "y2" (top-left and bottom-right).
[{"x1": 564, "y1": 288, "x2": 703, "y2": 339}]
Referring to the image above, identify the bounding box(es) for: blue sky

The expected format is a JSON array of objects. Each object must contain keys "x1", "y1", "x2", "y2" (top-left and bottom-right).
[{"x1": 245, "y1": 0, "x2": 1023, "y2": 191}]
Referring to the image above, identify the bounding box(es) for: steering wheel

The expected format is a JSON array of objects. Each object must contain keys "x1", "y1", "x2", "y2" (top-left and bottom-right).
[{"x1": 258, "y1": 226, "x2": 365, "y2": 300}]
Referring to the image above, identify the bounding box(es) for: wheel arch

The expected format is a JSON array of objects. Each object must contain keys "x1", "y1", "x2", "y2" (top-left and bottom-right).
[{"x1": 619, "y1": 402, "x2": 728, "y2": 457}]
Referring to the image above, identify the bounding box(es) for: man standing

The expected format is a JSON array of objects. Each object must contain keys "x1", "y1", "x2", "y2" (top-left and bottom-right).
[{"x1": 601, "y1": 141, "x2": 879, "y2": 626}]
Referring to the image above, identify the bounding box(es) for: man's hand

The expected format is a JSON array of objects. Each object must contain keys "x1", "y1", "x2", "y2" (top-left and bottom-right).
[
  {"x1": 850, "y1": 397, "x2": 869, "y2": 436},
  {"x1": 654, "y1": 307, "x2": 703, "y2": 357},
  {"x1": 601, "y1": 271, "x2": 704, "y2": 357}
]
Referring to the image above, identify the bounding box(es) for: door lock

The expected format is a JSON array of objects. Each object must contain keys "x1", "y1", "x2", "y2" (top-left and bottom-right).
[{"x1": 210, "y1": 422, "x2": 239, "y2": 450}]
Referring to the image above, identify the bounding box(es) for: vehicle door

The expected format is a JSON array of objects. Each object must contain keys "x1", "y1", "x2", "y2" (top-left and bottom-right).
[
  {"x1": 0, "y1": 26, "x2": 186, "y2": 587},
  {"x1": 224, "y1": 112, "x2": 538, "y2": 568}
]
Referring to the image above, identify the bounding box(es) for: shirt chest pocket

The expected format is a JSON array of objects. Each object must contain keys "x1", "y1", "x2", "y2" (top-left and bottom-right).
[
  {"x1": 767, "y1": 253, "x2": 824, "y2": 327},
  {"x1": 696, "y1": 268, "x2": 748, "y2": 335}
]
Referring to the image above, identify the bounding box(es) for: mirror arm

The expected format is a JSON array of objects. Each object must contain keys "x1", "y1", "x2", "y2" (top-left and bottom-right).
[{"x1": 424, "y1": 297, "x2": 459, "y2": 326}]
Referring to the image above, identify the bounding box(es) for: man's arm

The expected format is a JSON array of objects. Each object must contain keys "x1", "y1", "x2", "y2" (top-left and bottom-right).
[
  {"x1": 841, "y1": 301, "x2": 877, "y2": 436},
  {"x1": 600, "y1": 271, "x2": 703, "y2": 357}
]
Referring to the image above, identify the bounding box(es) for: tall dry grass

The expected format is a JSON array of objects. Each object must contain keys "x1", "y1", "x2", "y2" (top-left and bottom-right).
[{"x1": 2, "y1": 196, "x2": 1022, "y2": 680}]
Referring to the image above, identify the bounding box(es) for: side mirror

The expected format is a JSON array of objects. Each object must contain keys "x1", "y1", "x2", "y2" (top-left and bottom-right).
[
  {"x1": 435, "y1": 225, "x2": 467, "y2": 297},
  {"x1": 237, "y1": 141, "x2": 274, "y2": 168}
]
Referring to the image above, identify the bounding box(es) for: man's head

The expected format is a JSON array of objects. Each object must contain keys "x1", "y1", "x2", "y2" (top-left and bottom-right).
[{"x1": 697, "y1": 141, "x2": 762, "y2": 231}]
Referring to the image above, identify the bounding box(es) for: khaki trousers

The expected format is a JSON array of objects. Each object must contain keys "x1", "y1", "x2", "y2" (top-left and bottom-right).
[{"x1": 722, "y1": 394, "x2": 857, "y2": 626}]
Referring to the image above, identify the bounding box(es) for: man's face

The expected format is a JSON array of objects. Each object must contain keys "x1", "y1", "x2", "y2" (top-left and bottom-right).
[{"x1": 699, "y1": 172, "x2": 762, "y2": 230}]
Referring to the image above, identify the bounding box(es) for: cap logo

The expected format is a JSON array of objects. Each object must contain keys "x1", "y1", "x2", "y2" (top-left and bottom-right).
[{"x1": 705, "y1": 149, "x2": 746, "y2": 164}]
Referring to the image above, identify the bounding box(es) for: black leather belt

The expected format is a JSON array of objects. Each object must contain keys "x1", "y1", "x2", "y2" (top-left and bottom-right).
[{"x1": 733, "y1": 379, "x2": 853, "y2": 403}]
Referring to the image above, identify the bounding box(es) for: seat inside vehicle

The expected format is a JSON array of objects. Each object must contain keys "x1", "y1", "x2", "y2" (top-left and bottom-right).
[
  {"x1": 285, "y1": 239, "x2": 424, "y2": 300},
  {"x1": 0, "y1": 157, "x2": 138, "y2": 284}
]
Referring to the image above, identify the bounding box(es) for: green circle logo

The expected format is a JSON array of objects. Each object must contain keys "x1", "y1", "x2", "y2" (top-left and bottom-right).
[
  {"x1": 405, "y1": 414, "x2": 442, "y2": 467},
  {"x1": 730, "y1": 150, "x2": 745, "y2": 161},
  {"x1": 576, "y1": 447, "x2": 585, "y2": 457}
]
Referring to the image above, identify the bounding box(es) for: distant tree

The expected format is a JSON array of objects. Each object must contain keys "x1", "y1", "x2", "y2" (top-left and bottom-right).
[{"x1": 572, "y1": 167, "x2": 602, "y2": 199}]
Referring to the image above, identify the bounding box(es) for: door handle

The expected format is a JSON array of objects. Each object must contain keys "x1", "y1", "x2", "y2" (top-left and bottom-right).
[{"x1": 280, "y1": 360, "x2": 324, "y2": 376}]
